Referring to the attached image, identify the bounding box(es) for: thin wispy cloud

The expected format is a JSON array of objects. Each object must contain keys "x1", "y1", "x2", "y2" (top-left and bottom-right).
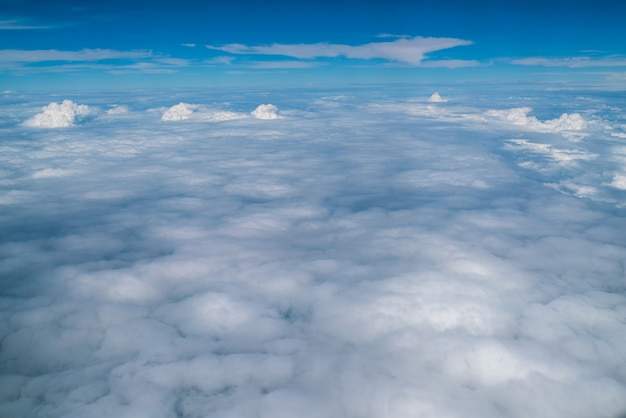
[
  {"x1": 0, "y1": 18, "x2": 53, "y2": 30},
  {"x1": 512, "y1": 55, "x2": 626, "y2": 68},
  {"x1": 206, "y1": 36, "x2": 475, "y2": 66},
  {"x1": 0, "y1": 48, "x2": 154, "y2": 64}
]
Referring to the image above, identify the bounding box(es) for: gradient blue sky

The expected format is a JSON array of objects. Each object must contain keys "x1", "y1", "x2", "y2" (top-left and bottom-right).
[{"x1": 2, "y1": 0, "x2": 626, "y2": 89}]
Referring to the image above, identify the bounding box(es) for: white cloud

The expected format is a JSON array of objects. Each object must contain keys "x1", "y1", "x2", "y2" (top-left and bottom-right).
[
  {"x1": 251, "y1": 104, "x2": 279, "y2": 120},
  {"x1": 485, "y1": 107, "x2": 587, "y2": 133},
  {"x1": 23, "y1": 99, "x2": 95, "y2": 128},
  {"x1": 106, "y1": 105, "x2": 129, "y2": 115},
  {"x1": 206, "y1": 36, "x2": 473, "y2": 66},
  {"x1": 250, "y1": 61, "x2": 321, "y2": 69},
  {"x1": 161, "y1": 102, "x2": 280, "y2": 122},
  {"x1": 0, "y1": 48, "x2": 154, "y2": 63},
  {"x1": 160, "y1": 102, "x2": 199, "y2": 121},
  {"x1": 512, "y1": 56, "x2": 626, "y2": 68},
  {"x1": 161, "y1": 102, "x2": 248, "y2": 122},
  {"x1": 2, "y1": 87, "x2": 626, "y2": 417},
  {"x1": 428, "y1": 92, "x2": 447, "y2": 103},
  {"x1": 0, "y1": 18, "x2": 52, "y2": 30}
]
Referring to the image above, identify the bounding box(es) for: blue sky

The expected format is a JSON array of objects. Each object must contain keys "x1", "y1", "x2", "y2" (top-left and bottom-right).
[{"x1": 2, "y1": 0, "x2": 626, "y2": 89}]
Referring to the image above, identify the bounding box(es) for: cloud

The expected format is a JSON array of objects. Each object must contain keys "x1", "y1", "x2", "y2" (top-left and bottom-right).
[
  {"x1": 160, "y1": 102, "x2": 280, "y2": 122},
  {"x1": 428, "y1": 92, "x2": 447, "y2": 103},
  {"x1": 23, "y1": 99, "x2": 95, "y2": 128},
  {"x1": 512, "y1": 56, "x2": 626, "y2": 68},
  {"x1": 0, "y1": 48, "x2": 154, "y2": 64},
  {"x1": 251, "y1": 104, "x2": 279, "y2": 120},
  {"x1": 2, "y1": 87, "x2": 626, "y2": 417},
  {"x1": 249, "y1": 61, "x2": 321, "y2": 69},
  {"x1": 206, "y1": 36, "x2": 474, "y2": 66},
  {"x1": 0, "y1": 18, "x2": 52, "y2": 30},
  {"x1": 485, "y1": 107, "x2": 587, "y2": 133}
]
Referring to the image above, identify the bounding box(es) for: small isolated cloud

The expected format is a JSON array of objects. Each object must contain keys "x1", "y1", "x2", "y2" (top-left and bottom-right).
[
  {"x1": 610, "y1": 173, "x2": 626, "y2": 190},
  {"x1": 251, "y1": 104, "x2": 279, "y2": 120},
  {"x1": 181, "y1": 43, "x2": 197, "y2": 48},
  {"x1": 106, "y1": 105, "x2": 129, "y2": 115},
  {"x1": 428, "y1": 92, "x2": 447, "y2": 103},
  {"x1": 250, "y1": 61, "x2": 321, "y2": 69},
  {"x1": 23, "y1": 100, "x2": 94, "y2": 128},
  {"x1": 206, "y1": 36, "x2": 473, "y2": 66},
  {"x1": 485, "y1": 107, "x2": 587, "y2": 133}
]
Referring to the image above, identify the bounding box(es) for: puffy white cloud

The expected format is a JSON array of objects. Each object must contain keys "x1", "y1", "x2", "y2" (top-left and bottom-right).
[
  {"x1": 485, "y1": 107, "x2": 587, "y2": 133},
  {"x1": 161, "y1": 102, "x2": 248, "y2": 122},
  {"x1": 251, "y1": 104, "x2": 279, "y2": 120},
  {"x1": 106, "y1": 105, "x2": 129, "y2": 115},
  {"x1": 160, "y1": 102, "x2": 199, "y2": 121},
  {"x1": 207, "y1": 36, "x2": 474, "y2": 66},
  {"x1": 23, "y1": 99, "x2": 94, "y2": 128},
  {"x1": 2, "y1": 87, "x2": 626, "y2": 417},
  {"x1": 428, "y1": 92, "x2": 447, "y2": 103}
]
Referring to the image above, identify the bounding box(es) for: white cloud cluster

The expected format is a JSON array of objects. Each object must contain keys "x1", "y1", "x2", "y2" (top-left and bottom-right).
[
  {"x1": 160, "y1": 102, "x2": 248, "y2": 122},
  {"x1": 160, "y1": 102, "x2": 198, "y2": 121},
  {"x1": 2, "y1": 88, "x2": 626, "y2": 417},
  {"x1": 485, "y1": 107, "x2": 587, "y2": 133},
  {"x1": 23, "y1": 99, "x2": 94, "y2": 128},
  {"x1": 251, "y1": 103, "x2": 279, "y2": 119},
  {"x1": 428, "y1": 92, "x2": 447, "y2": 103},
  {"x1": 161, "y1": 102, "x2": 280, "y2": 122}
]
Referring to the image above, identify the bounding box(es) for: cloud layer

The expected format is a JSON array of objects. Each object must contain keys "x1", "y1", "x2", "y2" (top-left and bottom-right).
[{"x1": 3, "y1": 87, "x2": 626, "y2": 417}]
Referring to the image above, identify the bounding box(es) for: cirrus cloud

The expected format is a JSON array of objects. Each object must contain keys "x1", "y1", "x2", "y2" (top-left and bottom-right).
[{"x1": 206, "y1": 36, "x2": 476, "y2": 66}]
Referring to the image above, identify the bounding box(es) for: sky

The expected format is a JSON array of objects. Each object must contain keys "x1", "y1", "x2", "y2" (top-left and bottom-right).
[
  {"x1": 2, "y1": 0, "x2": 626, "y2": 89},
  {"x1": 2, "y1": 1, "x2": 626, "y2": 417}
]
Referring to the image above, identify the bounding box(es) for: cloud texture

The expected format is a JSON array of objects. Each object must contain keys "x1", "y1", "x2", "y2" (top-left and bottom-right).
[{"x1": 2, "y1": 87, "x2": 626, "y2": 417}]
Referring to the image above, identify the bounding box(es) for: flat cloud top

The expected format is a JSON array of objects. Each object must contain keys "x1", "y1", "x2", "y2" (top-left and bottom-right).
[{"x1": 3, "y1": 86, "x2": 626, "y2": 417}]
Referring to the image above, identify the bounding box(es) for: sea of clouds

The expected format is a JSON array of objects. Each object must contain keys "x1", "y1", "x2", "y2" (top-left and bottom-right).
[{"x1": 1, "y1": 86, "x2": 626, "y2": 417}]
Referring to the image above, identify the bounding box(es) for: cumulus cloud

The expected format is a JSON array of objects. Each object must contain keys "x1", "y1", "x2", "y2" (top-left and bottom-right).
[
  {"x1": 23, "y1": 99, "x2": 95, "y2": 128},
  {"x1": 428, "y1": 92, "x2": 447, "y2": 103},
  {"x1": 160, "y1": 102, "x2": 248, "y2": 122},
  {"x1": 485, "y1": 107, "x2": 587, "y2": 133},
  {"x1": 251, "y1": 104, "x2": 279, "y2": 119},
  {"x1": 2, "y1": 87, "x2": 626, "y2": 418},
  {"x1": 206, "y1": 36, "x2": 474, "y2": 66}
]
